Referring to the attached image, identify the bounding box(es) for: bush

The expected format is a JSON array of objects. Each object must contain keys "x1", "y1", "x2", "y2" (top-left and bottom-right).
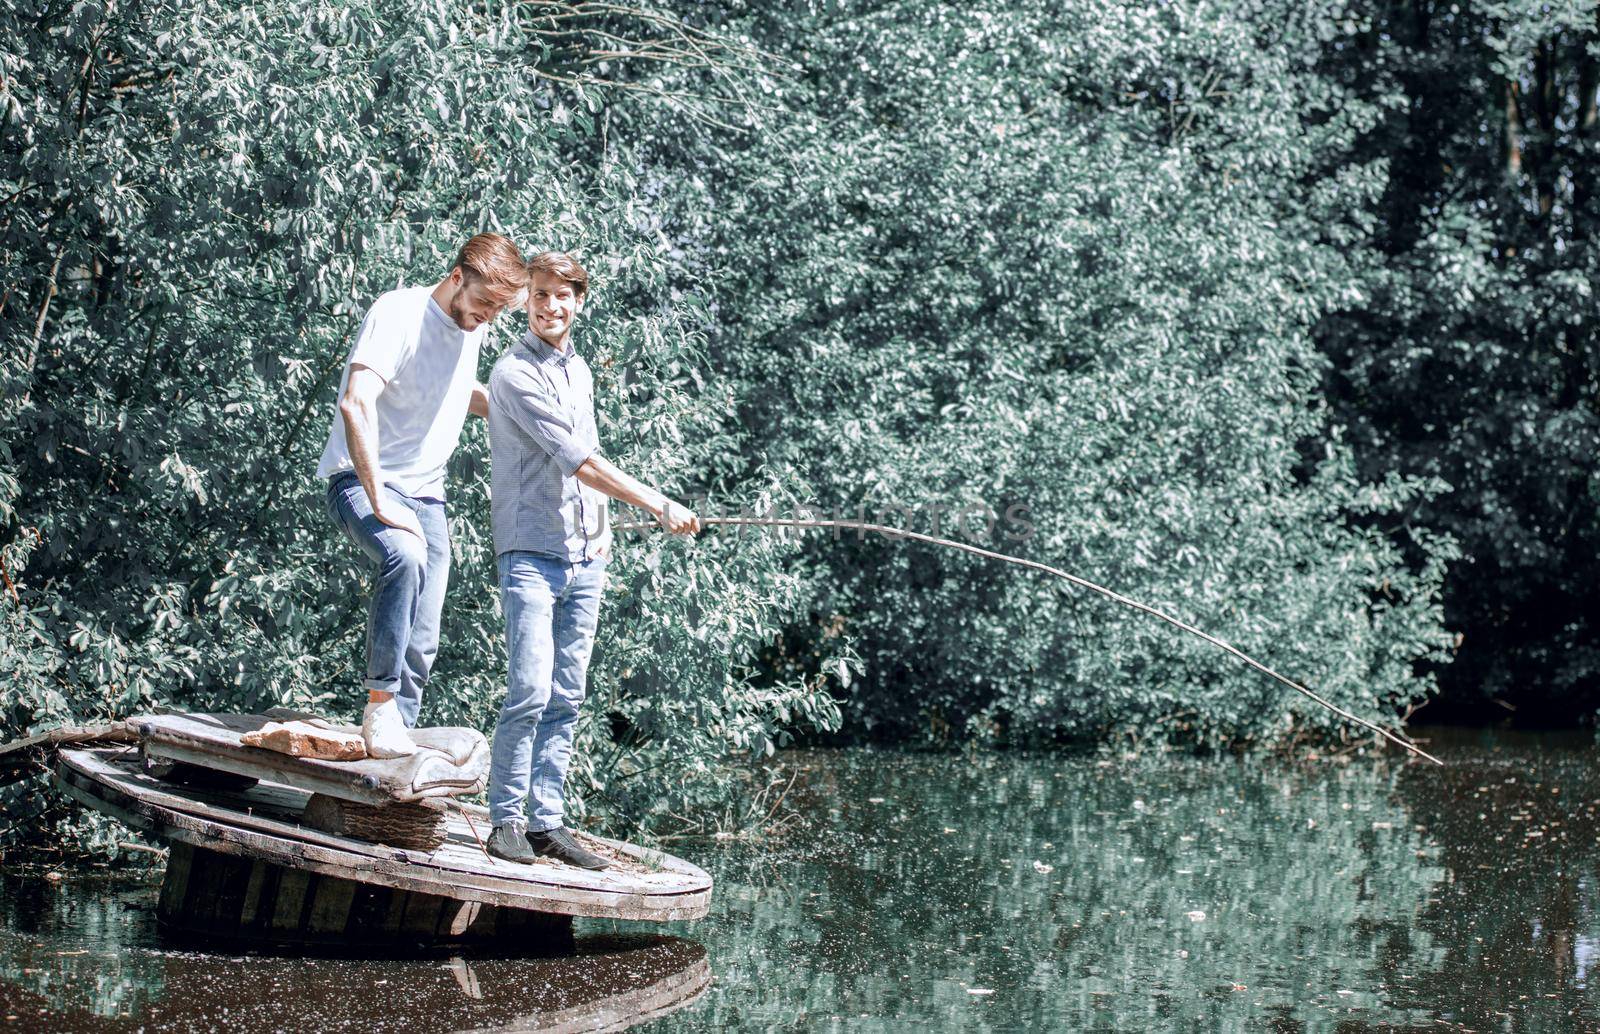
[{"x1": 653, "y1": 0, "x2": 1456, "y2": 748}]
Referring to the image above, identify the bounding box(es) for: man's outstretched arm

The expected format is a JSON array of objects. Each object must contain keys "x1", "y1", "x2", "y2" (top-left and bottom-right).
[{"x1": 575, "y1": 455, "x2": 700, "y2": 534}]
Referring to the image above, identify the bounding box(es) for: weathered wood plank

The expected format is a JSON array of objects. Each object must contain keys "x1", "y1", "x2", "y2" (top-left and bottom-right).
[
  {"x1": 157, "y1": 840, "x2": 194, "y2": 919},
  {"x1": 246, "y1": 861, "x2": 288, "y2": 935},
  {"x1": 270, "y1": 868, "x2": 314, "y2": 934},
  {"x1": 441, "y1": 899, "x2": 482, "y2": 938},
  {"x1": 400, "y1": 892, "x2": 444, "y2": 939},
  {"x1": 307, "y1": 875, "x2": 357, "y2": 935},
  {"x1": 0, "y1": 722, "x2": 134, "y2": 760},
  {"x1": 177, "y1": 841, "x2": 227, "y2": 925},
  {"x1": 380, "y1": 883, "x2": 410, "y2": 935},
  {"x1": 0, "y1": 722, "x2": 134, "y2": 789},
  {"x1": 209, "y1": 850, "x2": 255, "y2": 932},
  {"x1": 141, "y1": 736, "x2": 392, "y2": 808},
  {"x1": 240, "y1": 859, "x2": 272, "y2": 928},
  {"x1": 54, "y1": 748, "x2": 712, "y2": 921},
  {"x1": 136, "y1": 712, "x2": 485, "y2": 805}
]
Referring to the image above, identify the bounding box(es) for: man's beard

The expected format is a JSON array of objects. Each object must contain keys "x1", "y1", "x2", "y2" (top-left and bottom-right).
[{"x1": 534, "y1": 315, "x2": 568, "y2": 344}]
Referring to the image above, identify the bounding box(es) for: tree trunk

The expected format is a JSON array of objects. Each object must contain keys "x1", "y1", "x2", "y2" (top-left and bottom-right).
[
  {"x1": 1506, "y1": 79, "x2": 1524, "y2": 181},
  {"x1": 1573, "y1": 13, "x2": 1599, "y2": 232},
  {"x1": 21, "y1": 249, "x2": 63, "y2": 404}
]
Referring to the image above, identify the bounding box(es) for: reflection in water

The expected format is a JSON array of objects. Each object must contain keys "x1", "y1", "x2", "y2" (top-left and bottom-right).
[
  {"x1": 0, "y1": 874, "x2": 708, "y2": 1033},
  {"x1": 6, "y1": 730, "x2": 1600, "y2": 1031},
  {"x1": 644, "y1": 731, "x2": 1600, "y2": 1031}
]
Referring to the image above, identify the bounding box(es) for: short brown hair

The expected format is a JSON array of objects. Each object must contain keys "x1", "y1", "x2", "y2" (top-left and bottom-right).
[
  {"x1": 454, "y1": 233, "x2": 526, "y2": 303},
  {"x1": 525, "y1": 250, "x2": 590, "y2": 298}
]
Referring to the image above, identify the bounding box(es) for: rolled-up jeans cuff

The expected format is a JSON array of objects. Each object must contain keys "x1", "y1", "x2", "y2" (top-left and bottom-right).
[{"x1": 364, "y1": 677, "x2": 420, "y2": 727}]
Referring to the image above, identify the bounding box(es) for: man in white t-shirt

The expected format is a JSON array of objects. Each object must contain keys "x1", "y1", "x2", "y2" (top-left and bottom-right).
[{"x1": 317, "y1": 233, "x2": 527, "y2": 758}]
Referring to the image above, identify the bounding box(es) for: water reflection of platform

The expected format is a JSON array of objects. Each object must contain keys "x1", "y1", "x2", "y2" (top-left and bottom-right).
[
  {"x1": 454, "y1": 935, "x2": 712, "y2": 1033},
  {"x1": 0, "y1": 913, "x2": 710, "y2": 1034},
  {"x1": 54, "y1": 746, "x2": 711, "y2": 948}
]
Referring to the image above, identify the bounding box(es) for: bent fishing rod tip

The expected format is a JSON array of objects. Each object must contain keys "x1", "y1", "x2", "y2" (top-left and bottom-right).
[{"x1": 613, "y1": 514, "x2": 1446, "y2": 766}]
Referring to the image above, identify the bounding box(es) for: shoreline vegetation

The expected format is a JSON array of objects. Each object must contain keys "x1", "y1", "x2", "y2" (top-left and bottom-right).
[{"x1": 3, "y1": 1, "x2": 1594, "y2": 855}]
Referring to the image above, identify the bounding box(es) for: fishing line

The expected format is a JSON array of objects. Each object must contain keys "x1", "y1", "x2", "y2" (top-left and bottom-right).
[{"x1": 612, "y1": 514, "x2": 1443, "y2": 766}]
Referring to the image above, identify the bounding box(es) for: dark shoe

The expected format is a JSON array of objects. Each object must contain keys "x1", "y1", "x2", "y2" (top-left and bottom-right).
[
  {"x1": 487, "y1": 821, "x2": 539, "y2": 865},
  {"x1": 526, "y1": 826, "x2": 609, "y2": 870}
]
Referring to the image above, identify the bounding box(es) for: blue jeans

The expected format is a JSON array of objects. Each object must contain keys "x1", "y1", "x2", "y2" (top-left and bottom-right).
[
  {"x1": 488, "y1": 551, "x2": 607, "y2": 831},
  {"x1": 325, "y1": 473, "x2": 450, "y2": 727}
]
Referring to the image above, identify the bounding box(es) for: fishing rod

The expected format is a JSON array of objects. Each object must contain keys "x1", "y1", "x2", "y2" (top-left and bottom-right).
[{"x1": 613, "y1": 514, "x2": 1444, "y2": 766}]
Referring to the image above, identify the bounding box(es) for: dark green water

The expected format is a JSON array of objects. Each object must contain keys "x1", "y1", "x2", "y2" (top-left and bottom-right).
[{"x1": 4, "y1": 729, "x2": 1600, "y2": 1031}]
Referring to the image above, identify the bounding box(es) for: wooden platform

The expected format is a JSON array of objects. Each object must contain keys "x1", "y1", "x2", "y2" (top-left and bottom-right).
[
  {"x1": 54, "y1": 747, "x2": 713, "y2": 937},
  {"x1": 136, "y1": 711, "x2": 488, "y2": 806}
]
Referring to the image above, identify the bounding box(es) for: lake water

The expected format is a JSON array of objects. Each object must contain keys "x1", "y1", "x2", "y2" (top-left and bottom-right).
[{"x1": 3, "y1": 728, "x2": 1598, "y2": 1031}]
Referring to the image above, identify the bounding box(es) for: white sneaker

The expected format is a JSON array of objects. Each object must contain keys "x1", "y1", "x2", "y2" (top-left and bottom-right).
[{"x1": 361, "y1": 699, "x2": 416, "y2": 759}]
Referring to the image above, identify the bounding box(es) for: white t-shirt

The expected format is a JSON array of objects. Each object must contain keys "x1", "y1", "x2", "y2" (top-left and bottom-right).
[{"x1": 315, "y1": 285, "x2": 485, "y2": 500}]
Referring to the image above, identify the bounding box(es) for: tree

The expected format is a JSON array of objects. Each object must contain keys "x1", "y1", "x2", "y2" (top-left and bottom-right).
[
  {"x1": 645, "y1": 0, "x2": 1456, "y2": 748},
  {"x1": 1314, "y1": 0, "x2": 1600, "y2": 722}
]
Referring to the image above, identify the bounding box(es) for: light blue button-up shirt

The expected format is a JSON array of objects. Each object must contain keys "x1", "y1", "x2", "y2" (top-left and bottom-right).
[{"x1": 487, "y1": 331, "x2": 611, "y2": 562}]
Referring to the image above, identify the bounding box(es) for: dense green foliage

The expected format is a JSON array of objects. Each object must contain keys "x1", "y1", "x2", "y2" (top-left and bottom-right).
[
  {"x1": 1312, "y1": 0, "x2": 1600, "y2": 721},
  {"x1": 0, "y1": 0, "x2": 844, "y2": 845},
  {"x1": 664, "y1": 0, "x2": 1457, "y2": 747},
  {"x1": 3, "y1": 0, "x2": 1581, "y2": 848}
]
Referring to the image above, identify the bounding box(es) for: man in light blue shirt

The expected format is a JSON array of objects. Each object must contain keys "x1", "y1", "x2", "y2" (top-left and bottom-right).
[{"x1": 484, "y1": 251, "x2": 699, "y2": 870}]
